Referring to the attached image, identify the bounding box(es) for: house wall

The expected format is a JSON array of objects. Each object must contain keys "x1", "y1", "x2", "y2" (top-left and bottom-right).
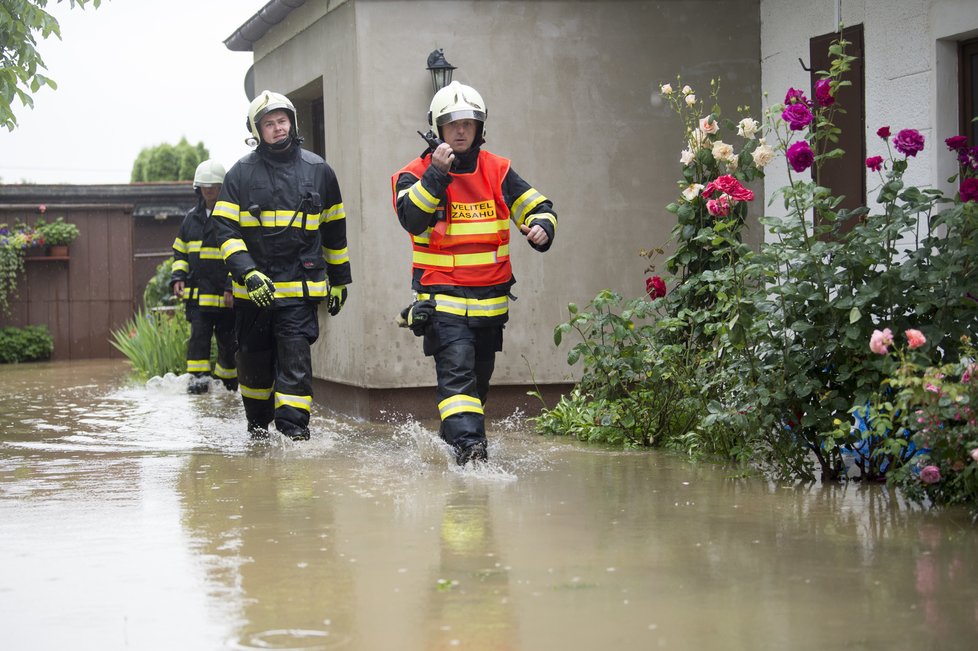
[
  {"x1": 244, "y1": 0, "x2": 762, "y2": 416},
  {"x1": 760, "y1": 0, "x2": 978, "y2": 220}
]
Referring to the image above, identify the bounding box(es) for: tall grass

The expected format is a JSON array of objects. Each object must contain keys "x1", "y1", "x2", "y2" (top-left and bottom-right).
[{"x1": 110, "y1": 308, "x2": 190, "y2": 381}]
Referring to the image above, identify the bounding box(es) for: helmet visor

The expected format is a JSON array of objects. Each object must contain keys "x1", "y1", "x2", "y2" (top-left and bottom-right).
[{"x1": 435, "y1": 109, "x2": 487, "y2": 126}]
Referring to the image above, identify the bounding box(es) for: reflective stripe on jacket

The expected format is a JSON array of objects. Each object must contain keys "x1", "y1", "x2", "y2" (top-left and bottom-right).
[
  {"x1": 170, "y1": 201, "x2": 232, "y2": 311},
  {"x1": 212, "y1": 146, "x2": 351, "y2": 306}
]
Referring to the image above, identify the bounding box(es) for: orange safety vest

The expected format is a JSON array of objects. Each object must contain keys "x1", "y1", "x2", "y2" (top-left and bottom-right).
[{"x1": 393, "y1": 150, "x2": 513, "y2": 287}]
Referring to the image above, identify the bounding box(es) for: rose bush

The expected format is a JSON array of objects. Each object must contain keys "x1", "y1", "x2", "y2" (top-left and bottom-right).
[{"x1": 540, "y1": 36, "x2": 978, "y2": 510}]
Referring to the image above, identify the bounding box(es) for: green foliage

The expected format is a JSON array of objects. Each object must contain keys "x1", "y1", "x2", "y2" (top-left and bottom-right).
[
  {"x1": 0, "y1": 0, "x2": 101, "y2": 131},
  {"x1": 0, "y1": 324, "x2": 53, "y2": 362},
  {"x1": 143, "y1": 257, "x2": 177, "y2": 309},
  {"x1": 130, "y1": 138, "x2": 209, "y2": 182},
  {"x1": 109, "y1": 308, "x2": 190, "y2": 381},
  {"x1": 0, "y1": 221, "x2": 43, "y2": 313},
  {"x1": 34, "y1": 215, "x2": 79, "y2": 245}
]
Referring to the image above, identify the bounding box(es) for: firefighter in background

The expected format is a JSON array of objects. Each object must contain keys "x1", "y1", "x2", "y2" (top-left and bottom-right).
[
  {"x1": 392, "y1": 81, "x2": 557, "y2": 465},
  {"x1": 170, "y1": 159, "x2": 238, "y2": 395},
  {"x1": 213, "y1": 90, "x2": 351, "y2": 441}
]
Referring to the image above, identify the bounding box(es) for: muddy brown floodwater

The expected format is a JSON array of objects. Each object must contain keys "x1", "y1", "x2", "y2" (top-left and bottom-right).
[{"x1": 1, "y1": 359, "x2": 977, "y2": 650}]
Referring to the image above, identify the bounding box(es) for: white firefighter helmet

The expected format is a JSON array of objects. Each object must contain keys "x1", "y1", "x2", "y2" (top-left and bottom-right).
[
  {"x1": 246, "y1": 90, "x2": 297, "y2": 140},
  {"x1": 427, "y1": 81, "x2": 487, "y2": 143},
  {"x1": 193, "y1": 159, "x2": 226, "y2": 188}
]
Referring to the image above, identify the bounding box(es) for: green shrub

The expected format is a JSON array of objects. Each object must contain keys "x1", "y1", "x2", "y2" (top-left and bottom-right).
[
  {"x1": 109, "y1": 308, "x2": 189, "y2": 380},
  {"x1": 143, "y1": 257, "x2": 177, "y2": 309},
  {"x1": 0, "y1": 325, "x2": 54, "y2": 363}
]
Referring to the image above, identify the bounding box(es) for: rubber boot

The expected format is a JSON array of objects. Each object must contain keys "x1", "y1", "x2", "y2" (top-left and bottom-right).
[
  {"x1": 187, "y1": 373, "x2": 210, "y2": 395},
  {"x1": 456, "y1": 441, "x2": 489, "y2": 466}
]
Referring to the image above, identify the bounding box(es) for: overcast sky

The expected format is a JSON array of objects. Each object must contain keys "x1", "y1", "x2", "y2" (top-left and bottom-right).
[{"x1": 0, "y1": 0, "x2": 268, "y2": 184}]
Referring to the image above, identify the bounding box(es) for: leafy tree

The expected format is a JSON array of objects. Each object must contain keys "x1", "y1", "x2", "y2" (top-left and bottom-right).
[
  {"x1": 130, "y1": 138, "x2": 210, "y2": 182},
  {"x1": 0, "y1": 0, "x2": 101, "y2": 131}
]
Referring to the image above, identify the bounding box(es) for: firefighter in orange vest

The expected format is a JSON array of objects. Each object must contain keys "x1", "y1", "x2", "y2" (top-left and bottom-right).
[{"x1": 392, "y1": 81, "x2": 557, "y2": 465}]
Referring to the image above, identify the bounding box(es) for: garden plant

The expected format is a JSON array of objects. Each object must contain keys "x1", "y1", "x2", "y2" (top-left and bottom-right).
[
  {"x1": 0, "y1": 221, "x2": 44, "y2": 313},
  {"x1": 109, "y1": 257, "x2": 191, "y2": 380},
  {"x1": 537, "y1": 37, "x2": 978, "y2": 513},
  {"x1": 35, "y1": 216, "x2": 79, "y2": 247}
]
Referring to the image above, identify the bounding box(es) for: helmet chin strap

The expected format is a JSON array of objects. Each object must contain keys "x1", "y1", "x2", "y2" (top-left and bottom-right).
[
  {"x1": 257, "y1": 130, "x2": 304, "y2": 154},
  {"x1": 262, "y1": 134, "x2": 293, "y2": 152}
]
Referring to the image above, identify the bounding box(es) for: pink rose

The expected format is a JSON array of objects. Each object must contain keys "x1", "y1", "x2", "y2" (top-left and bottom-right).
[
  {"x1": 919, "y1": 465, "x2": 941, "y2": 484},
  {"x1": 783, "y1": 87, "x2": 808, "y2": 105},
  {"x1": 869, "y1": 328, "x2": 894, "y2": 355},
  {"x1": 960, "y1": 177, "x2": 978, "y2": 203},
  {"x1": 706, "y1": 196, "x2": 732, "y2": 217},
  {"x1": 970, "y1": 448, "x2": 978, "y2": 463},
  {"x1": 905, "y1": 329, "x2": 926, "y2": 349},
  {"x1": 865, "y1": 156, "x2": 883, "y2": 172},
  {"x1": 893, "y1": 129, "x2": 925, "y2": 157},
  {"x1": 702, "y1": 175, "x2": 755, "y2": 202},
  {"x1": 38, "y1": 204, "x2": 47, "y2": 214},
  {"x1": 699, "y1": 116, "x2": 719, "y2": 135},
  {"x1": 964, "y1": 364, "x2": 977, "y2": 384},
  {"x1": 782, "y1": 103, "x2": 814, "y2": 131},
  {"x1": 786, "y1": 141, "x2": 814, "y2": 173}
]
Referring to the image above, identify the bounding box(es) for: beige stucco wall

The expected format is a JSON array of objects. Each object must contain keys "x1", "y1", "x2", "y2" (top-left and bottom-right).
[{"x1": 245, "y1": 0, "x2": 761, "y2": 394}]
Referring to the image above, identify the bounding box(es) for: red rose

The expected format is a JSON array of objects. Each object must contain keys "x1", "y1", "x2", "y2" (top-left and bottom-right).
[
  {"x1": 702, "y1": 174, "x2": 755, "y2": 201},
  {"x1": 646, "y1": 276, "x2": 667, "y2": 299},
  {"x1": 877, "y1": 126, "x2": 891, "y2": 139}
]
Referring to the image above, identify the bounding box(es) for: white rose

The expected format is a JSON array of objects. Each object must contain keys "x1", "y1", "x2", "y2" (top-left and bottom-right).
[
  {"x1": 660, "y1": 83, "x2": 673, "y2": 95},
  {"x1": 737, "y1": 118, "x2": 760, "y2": 139},
  {"x1": 681, "y1": 183, "x2": 704, "y2": 201},
  {"x1": 726, "y1": 157, "x2": 739, "y2": 172},
  {"x1": 685, "y1": 94, "x2": 696, "y2": 106},
  {"x1": 682, "y1": 85, "x2": 693, "y2": 95},
  {"x1": 689, "y1": 128, "x2": 708, "y2": 148},
  {"x1": 680, "y1": 148, "x2": 695, "y2": 165},
  {"x1": 712, "y1": 140, "x2": 735, "y2": 162},
  {"x1": 752, "y1": 143, "x2": 775, "y2": 168}
]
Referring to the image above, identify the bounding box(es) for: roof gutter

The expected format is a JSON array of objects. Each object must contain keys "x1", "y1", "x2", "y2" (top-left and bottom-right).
[{"x1": 224, "y1": 0, "x2": 306, "y2": 52}]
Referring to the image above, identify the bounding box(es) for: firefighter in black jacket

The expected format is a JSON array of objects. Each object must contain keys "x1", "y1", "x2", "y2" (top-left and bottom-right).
[
  {"x1": 212, "y1": 90, "x2": 352, "y2": 441},
  {"x1": 392, "y1": 81, "x2": 556, "y2": 465},
  {"x1": 170, "y1": 159, "x2": 237, "y2": 395}
]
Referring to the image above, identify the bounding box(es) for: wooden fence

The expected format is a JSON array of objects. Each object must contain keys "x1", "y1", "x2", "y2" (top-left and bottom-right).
[{"x1": 0, "y1": 184, "x2": 196, "y2": 360}]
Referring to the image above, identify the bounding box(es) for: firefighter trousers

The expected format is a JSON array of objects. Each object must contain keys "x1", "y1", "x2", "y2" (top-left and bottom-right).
[
  {"x1": 186, "y1": 306, "x2": 237, "y2": 384},
  {"x1": 424, "y1": 317, "x2": 503, "y2": 452},
  {"x1": 234, "y1": 302, "x2": 319, "y2": 438}
]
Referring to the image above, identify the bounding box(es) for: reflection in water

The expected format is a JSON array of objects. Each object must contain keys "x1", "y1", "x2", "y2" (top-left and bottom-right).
[
  {"x1": 423, "y1": 485, "x2": 517, "y2": 650},
  {"x1": 1, "y1": 360, "x2": 977, "y2": 650}
]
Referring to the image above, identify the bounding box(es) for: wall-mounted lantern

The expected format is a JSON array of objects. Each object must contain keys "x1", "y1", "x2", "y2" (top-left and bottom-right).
[{"x1": 426, "y1": 49, "x2": 457, "y2": 95}]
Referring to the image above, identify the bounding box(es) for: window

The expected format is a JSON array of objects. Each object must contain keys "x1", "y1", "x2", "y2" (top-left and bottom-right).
[
  {"x1": 810, "y1": 24, "x2": 865, "y2": 236},
  {"x1": 961, "y1": 37, "x2": 978, "y2": 146}
]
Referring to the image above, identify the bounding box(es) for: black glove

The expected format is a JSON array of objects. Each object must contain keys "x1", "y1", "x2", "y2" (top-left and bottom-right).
[
  {"x1": 244, "y1": 270, "x2": 275, "y2": 307},
  {"x1": 398, "y1": 299, "x2": 436, "y2": 336},
  {"x1": 327, "y1": 285, "x2": 348, "y2": 316}
]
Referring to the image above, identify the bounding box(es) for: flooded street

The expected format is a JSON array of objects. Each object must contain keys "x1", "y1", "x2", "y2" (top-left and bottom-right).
[{"x1": 1, "y1": 360, "x2": 977, "y2": 650}]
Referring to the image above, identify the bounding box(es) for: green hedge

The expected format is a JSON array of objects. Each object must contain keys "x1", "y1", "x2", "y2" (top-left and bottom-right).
[{"x1": 0, "y1": 325, "x2": 54, "y2": 363}]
